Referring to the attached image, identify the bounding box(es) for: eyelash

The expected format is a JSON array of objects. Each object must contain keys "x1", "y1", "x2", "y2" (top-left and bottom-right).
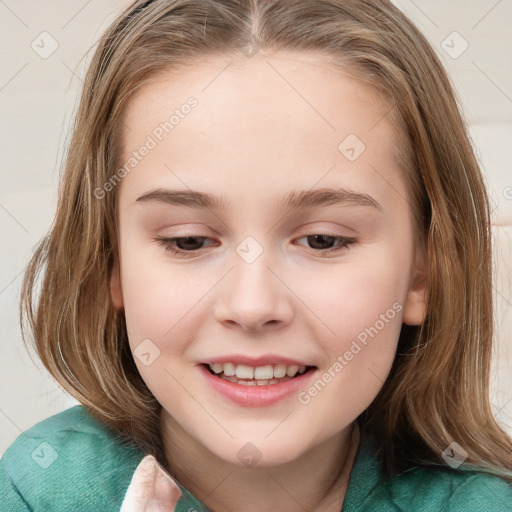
[{"x1": 154, "y1": 234, "x2": 357, "y2": 258}]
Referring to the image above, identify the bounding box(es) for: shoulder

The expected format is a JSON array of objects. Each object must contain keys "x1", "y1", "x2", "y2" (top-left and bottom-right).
[
  {"x1": 358, "y1": 463, "x2": 512, "y2": 512},
  {"x1": 1, "y1": 405, "x2": 144, "y2": 512},
  {"x1": 346, "y1": 433, "x2": 512, "y2": 511},
  {"x1": 382, "y1": 464, "x2": 512, "y2": 511}
]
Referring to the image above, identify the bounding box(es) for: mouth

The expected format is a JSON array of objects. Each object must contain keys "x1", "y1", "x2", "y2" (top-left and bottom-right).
[{"x1": 201, "y1": 363, "x2": 317, "y2": 386}]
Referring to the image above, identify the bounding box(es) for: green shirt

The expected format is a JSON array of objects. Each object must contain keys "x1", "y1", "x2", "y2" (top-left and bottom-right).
[{"x1": 1, "y1": 405, "x2": 511, "y2": 511}]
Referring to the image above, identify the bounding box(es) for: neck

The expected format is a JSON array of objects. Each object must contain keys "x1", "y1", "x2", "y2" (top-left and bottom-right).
[{"x1": 159, "y1": 414, "x2": 361, "y2": 512}]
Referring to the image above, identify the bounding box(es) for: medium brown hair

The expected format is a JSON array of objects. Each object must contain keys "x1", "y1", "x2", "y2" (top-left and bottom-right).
[{"x1": 21, "y1": 0, "x2": 512, "y2": 481}]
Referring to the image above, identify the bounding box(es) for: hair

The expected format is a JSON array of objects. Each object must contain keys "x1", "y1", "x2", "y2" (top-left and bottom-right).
[{"x1": 20, "y1": 0, "x2": 512, "y2": 483}]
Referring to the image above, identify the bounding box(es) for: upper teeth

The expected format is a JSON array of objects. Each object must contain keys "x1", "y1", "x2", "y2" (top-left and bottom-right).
[{"x1": 208, "y1": 363, "x2": 307, "y2": 379}]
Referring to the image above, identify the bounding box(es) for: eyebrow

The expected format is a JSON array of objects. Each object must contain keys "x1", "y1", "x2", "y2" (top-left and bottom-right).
[{"x1": 135, "y1": 187, "x2": 382, "y2": 211}]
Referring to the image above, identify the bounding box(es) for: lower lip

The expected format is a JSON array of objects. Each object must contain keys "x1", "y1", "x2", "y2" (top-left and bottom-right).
[{"x1": 199, "y1": 364, "x2": 317, "y2": 407}]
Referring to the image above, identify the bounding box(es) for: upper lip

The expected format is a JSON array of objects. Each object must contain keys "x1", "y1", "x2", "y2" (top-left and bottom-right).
[{"x1": 200, "y1": 354, "x2": 315, "y2": 367}]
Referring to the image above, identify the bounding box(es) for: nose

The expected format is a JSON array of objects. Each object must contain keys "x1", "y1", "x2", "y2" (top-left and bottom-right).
[{"x1": 214, "y1": 249, "x2": 294, "y2": 333}]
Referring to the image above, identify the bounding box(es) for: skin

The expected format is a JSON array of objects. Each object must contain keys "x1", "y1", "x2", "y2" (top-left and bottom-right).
[{"x1": 110, "y1": 51, "x2": 427, "y2": 512}]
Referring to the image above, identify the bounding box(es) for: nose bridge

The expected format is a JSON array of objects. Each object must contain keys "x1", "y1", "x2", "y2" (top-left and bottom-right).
[
  {"x1": 215, "y1": 234, "x2": 293, "y2": 330},
  {"x1": 232, "y1": 234, "x2": 278, "y2": 307}
]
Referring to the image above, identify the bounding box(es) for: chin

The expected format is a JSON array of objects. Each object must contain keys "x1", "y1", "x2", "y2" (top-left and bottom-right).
[{"x1": 212, "y1": 435, "x2": 311, "y2": 469}]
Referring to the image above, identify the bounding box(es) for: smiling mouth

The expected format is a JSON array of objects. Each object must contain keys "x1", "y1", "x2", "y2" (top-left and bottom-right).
[{"x1": 202, "y1": 363, "x2": 317, "y2": 386}]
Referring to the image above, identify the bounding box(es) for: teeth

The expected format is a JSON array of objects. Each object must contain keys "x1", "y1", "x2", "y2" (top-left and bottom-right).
[
  {"x1": 223, "y1": 362, "x2": 236, "y2": 377},
  {"x1": 286, "y1": 365, "x2": 299, "y2": 377},
  {"x1": 210, "y1": 363, "x2": 223, "y2": 374},
  {"x1": 254, "y1": 365, "x2": 273, "y2": 380},
  {"x1": 273, "y1": 364, "x2": 287, "y2": 378},
  {"x1": 235, "y1": 364, "x2": 254, "y2": 379},
  {"x1": 207, "y1": 362, "x2": 309, "y2": 380}
]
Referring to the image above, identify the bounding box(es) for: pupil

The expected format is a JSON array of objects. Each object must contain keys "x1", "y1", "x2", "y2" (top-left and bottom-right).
[
  {"x1": 177, "y1": 236, "x2": 205, "y2": 250},
  {"x1": 308, "y1": 235, "x2": 334, "y2": 250}
]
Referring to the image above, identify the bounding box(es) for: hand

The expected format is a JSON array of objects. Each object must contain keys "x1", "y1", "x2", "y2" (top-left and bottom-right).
[{"x1": 120, "y1": 455, "x2": 182, "y2": 511}]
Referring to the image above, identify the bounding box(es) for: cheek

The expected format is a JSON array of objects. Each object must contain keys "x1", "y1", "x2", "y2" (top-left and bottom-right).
[
  {"x1": 293, "y1": 249, "x2": 408, "y2": 341},
  {"x1": 289, "y1": 247, "x2": 408, "y2": 409},
  {"x1": 294, "y1": 264, "x2": 405, "y2": 416},
  {"x1": 119, "y1": 248, "x2": 215, "y2": 400},
  {"x1": 119, "y1": 237, "x2": 206, "y2": 339},
  {"x1": 120, "y1": 260, "x2": 207, "y2": 412}
]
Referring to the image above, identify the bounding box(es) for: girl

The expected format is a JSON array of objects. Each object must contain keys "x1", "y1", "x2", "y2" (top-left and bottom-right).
[{"x1": 2, "y1": 0, "x2": 512, "y2": 510}]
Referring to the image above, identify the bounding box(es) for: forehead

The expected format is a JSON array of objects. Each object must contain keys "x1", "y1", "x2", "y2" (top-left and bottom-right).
[{"x1": 117, "y1": 51, "x2": 408, "y2": 212}]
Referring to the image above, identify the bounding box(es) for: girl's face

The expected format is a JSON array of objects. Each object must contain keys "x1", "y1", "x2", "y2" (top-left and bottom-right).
[{"x1": 111, "y1": 52, "x2": 426, "y2": 466}]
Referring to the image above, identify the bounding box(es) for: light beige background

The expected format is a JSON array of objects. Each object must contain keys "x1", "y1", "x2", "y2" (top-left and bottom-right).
[{"x1": 1, "y1": 0, "x2": 511, "y2": 455}]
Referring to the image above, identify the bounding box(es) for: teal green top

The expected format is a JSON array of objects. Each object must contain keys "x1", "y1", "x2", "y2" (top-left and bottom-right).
[{"x1": 1, "y1": 405, "x2": 511, "y2": 511}]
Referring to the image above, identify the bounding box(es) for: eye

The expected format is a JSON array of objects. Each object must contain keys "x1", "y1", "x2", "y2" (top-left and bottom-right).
[
  {"x1": 154, "y1": 236, "x2": 216, "y2": 258},
  {"x1": 154, "y1": 233, "x2": 357, "y2": 258},
  {"x1": 295, "y1": 234, "x2": 356, "y2": 255}
]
